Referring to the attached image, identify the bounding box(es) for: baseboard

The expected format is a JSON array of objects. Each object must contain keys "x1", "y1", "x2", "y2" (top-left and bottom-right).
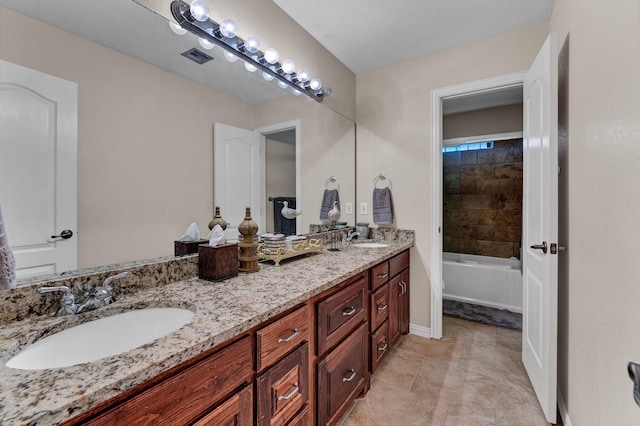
[
  {"x1": 409, "y1": 323, "x2": 431, "y2": 339},
  {"x1": 557, "y1": 387, "x2": 573, "y2": 426}
]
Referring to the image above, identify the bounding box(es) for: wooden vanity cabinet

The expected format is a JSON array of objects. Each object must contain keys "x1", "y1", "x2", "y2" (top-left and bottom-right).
[{"x1": 81, "y1": 335, "x2": 254, "y2": 426}]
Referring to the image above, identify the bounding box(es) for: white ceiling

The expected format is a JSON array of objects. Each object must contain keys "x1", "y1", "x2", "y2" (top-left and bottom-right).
[{"x1": 273, "y1": 0, "x2": 555, "y2": 73}]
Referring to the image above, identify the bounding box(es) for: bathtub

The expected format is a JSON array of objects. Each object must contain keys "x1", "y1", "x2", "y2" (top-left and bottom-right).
[{"x1": 442, "y1": 252, "x2": 523, "y2": 313}]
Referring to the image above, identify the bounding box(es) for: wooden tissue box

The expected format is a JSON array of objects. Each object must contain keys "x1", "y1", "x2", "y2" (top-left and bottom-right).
[
  {"x1": 198, "y1": 243, "x2": 238, "y2": 281},
  {"x1": 174, "y1": 239, "x2": 209, "y2": 256}
]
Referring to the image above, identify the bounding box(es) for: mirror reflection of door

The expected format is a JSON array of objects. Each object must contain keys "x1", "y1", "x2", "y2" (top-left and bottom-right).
[
  {"x1": 264, "y1": 129, "x2": 296, "y2": 234},
  {"x1": 0, "y1": 60, "x2": 77, "y2": 279}
]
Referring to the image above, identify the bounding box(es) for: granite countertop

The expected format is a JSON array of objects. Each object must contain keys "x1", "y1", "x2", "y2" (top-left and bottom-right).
[{"x1": 0, "y1": 236, "x2": 413, "y2": 425}]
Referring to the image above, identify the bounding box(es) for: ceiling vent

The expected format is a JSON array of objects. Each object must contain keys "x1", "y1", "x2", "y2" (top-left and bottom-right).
[{"x1": 181, "y1": 48, "x2": 214, "y2": 65}]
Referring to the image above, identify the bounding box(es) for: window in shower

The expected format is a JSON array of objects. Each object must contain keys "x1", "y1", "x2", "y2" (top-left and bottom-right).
[{"x1": 442, "y1": 141, "x2": 494, "y2": 153}]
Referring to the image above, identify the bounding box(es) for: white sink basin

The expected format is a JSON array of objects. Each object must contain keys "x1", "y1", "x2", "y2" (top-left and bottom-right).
[
  {"x1": 354, "y1": 242, "x2": 389, "y2": 248},
  {"x1": 6, "y1": 307, "x2": 195, "y2": 370}
]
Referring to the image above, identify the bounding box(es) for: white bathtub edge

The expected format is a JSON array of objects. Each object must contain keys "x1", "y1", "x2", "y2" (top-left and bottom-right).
[{"x1": 443, "y1": 294, "x2": 523, "y2": 314}]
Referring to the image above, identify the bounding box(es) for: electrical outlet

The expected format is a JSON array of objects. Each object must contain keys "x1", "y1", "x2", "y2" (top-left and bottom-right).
[
  {"x1": 345, "y1": 202, "x2": 353, "y2": 214},
  {"x1": 360, "y1": 202, "x2": 368, "y2": 215}
]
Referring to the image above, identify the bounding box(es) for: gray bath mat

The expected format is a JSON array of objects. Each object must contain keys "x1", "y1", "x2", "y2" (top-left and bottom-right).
[{"x1": 443, "y1": 299, "x2": 522, "y2": 331}]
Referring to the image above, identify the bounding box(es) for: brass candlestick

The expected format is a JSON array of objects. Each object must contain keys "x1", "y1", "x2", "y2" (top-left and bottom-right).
[{"x1": 238, "y1": 207, "x2": 259, "y2": 272}]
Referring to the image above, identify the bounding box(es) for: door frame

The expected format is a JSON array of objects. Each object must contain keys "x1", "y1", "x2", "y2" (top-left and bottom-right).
[
  {"x1": 429, "y1": 72, "x2": 526, "y2": 339},
  {"x1": 254, "y1": 120, "x2": 301, "y2": 233}
]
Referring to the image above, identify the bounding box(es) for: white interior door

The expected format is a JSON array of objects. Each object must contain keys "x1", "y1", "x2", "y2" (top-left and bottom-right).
[
  {"x1": 522, "y1": 34, "x2": 558, "y2": 423},
  {"x1": 213, "y1": 123, "x2": 263, "y2": 240},
  {"x1": 0, "y1": 60, "x2": 77, "y2": 279}
]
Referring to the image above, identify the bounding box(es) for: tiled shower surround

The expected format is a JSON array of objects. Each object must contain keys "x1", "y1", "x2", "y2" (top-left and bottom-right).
[{"x1": 443, "y1": 138, "x2": 523, "y2": 258}]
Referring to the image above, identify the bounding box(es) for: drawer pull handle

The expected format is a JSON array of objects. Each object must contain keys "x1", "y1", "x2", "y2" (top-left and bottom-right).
[
  {"x1": 377, "y1": 272, "x2": 388, "y2": 279},
  {"x1": 342, "y1": 369, "x2": 357, "y2": 382},
  {"x1": 377, "y1": 342, "x2": 388, "y2": 352},
  {"x1": 400, "y1": 281, "x2": 407, "y2": 295},
  {"x1": 277, "y1": 382, "x2": 299, "y2": 401},
  {"x1": 277, "y1": 328, "x2": 299, "y2": 343},
  {"x1": 377, "y1": 303, "x2": 388, "y2": 311},
  {"x1": 342, "y1": 306, "x2": 357, "y2": 316}
]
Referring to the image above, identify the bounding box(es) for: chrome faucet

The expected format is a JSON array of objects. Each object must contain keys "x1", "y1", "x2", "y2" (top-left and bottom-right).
[
  {"x1": 345, "y1": 230, "x2": 359, "y2": 242},
  {"x1": 37, "y1": 272, "x2": 129, "y2": 316}
]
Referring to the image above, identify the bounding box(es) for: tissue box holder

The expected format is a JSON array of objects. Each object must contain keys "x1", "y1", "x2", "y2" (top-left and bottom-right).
[
  {"x1": 174, "y1": 239, "x2": 209, "y2": 256},
  {"x1": 198, "y1": 243, "x2": 238, "y2": 281}
]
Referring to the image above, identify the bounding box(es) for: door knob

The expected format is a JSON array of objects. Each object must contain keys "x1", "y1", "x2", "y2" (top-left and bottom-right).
[
  {"x1": 530, "y1": 241, "x2": 547, "y2": 254},
  {"x1": 51, "y1": 230, "x2": 73, "y2": 240}
]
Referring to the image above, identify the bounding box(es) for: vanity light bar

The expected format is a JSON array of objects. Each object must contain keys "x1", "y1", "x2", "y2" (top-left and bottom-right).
[{"x1": 170, "y1": 0, "x2": 331, "y2": 102}]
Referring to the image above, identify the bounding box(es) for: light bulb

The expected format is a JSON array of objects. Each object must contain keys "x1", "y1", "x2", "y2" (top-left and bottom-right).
[
  {"x1": 243, "y1": 36, "x2": 260, "y2": 53},
  {"x1": 281, "y1": 59, "x2": 295, "y2": 74},
  {"x1": 278, "y1": 80, "x2": 288, "y2": 89},
  {"x1": 219, "y1": 18, "x2": 237, "y2": 38},
  {"x1": 244, "y1": 62, "x2": 257, "y2": 72},
  {"x1": 198, "y1": 38, "x2": 215, "y2": 50},
  {"x1": 296, "y1": 69, "x2": 310, "y2": 83},
  {"x1": 291, "y1": 88, "x2": 302, "y2": 96},
  {"x1": 263, "y1": 48, "x2": 279, "y2": 65},
  {"x1": 223, "y1": 51, "x2": 238, "y2": 62},
  {"x1": 169, "y1": 21, "x2": 187, "y2": 35},
  {"x1": 189, "y1": 0, "x2": 209, "y2": 22},
  {"x1": 262, "y1": 72, "x2": 274, "y2": 82},
  {"x1": 309, "y1": 78, "x2": 322, "y2": 91}
]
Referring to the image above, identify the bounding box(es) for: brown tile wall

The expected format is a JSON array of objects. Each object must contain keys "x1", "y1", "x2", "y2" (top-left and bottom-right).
[{"x1": 443, "y1": 139, "x2": 523, "y2": 258}]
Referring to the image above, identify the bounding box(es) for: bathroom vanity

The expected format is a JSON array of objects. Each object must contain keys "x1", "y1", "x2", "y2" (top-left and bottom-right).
[{"x1": 0, "y1": 230, "x2": 413, "y2": 425}]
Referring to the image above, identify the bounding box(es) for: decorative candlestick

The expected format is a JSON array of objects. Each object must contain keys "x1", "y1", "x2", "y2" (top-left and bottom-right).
[
  {"x1": 238, "y1": 207, "x2": 260, "y2": 272},
  {"x1": 208, "y1": 206, "x2": 228, "y2": 231}
]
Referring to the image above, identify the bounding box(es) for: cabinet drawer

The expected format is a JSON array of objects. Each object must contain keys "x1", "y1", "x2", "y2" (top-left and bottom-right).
[
  {"x1": 257, "y1": 304, "x2": 310, "y2": 372},
  {"x1": 371, "y1": 262, "x2": 389, "y2": 290},
  {"x1": 257, "y1": 342, "x2": 309, "y2": 426},
  {"x1": 370, "y1": 282, "x2": 389, "y2": 332},
  {"x1": 90, "y1": 336, "x2": 253, "y2": 426},
  {"x1": 317, "y1": 323, "x2": 367, "y2": 426},
  {"x1": 317, "y1": 277, "x2": 366, "y2": 356},
  {"x1": 371, "y1": 320, "x2": 389, "y2": 373},
  {"x1": 193, "y1": 385, "x2": 253, "y2": 426},
  {"x1": 285, "y1": 405, "x2": 311, "y2": 426},
  {"x1": 389, "y1": 250, "x2": 409, "y2": 278}
]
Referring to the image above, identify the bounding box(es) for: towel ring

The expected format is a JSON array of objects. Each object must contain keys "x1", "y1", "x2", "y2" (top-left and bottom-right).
[
  {"x1": 324, "y1": 176, "x2": 340, "y2": 191},
  {"x1": 373, "y1": 173, "x2": 392, "y2": 189}
]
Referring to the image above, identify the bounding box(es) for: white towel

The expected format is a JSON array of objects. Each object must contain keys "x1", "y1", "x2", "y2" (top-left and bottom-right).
[
  {"x1": 320, "y1": 189, "x2": 340, "y2": 221},
  {"x1": 372, "y1": 187, "x2": 393, "y2": 225},
  {"x1": 0, "y1": 205, "x2": 16, "y2": 290}
]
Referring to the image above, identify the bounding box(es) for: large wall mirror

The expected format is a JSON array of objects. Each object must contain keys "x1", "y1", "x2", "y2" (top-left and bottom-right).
[{"x1": 0, "y1": 0, "x2": 355, "y2": 286}]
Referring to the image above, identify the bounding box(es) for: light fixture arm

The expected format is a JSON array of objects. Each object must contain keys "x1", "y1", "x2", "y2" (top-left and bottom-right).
[{"x1": 170, "y1": 1, "x2": 329, "y2": 102}]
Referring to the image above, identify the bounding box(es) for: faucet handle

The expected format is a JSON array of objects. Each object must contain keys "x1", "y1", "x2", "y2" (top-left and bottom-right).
[
  {"x1": 37, "y1": 286, "x2": 77, "y2": 314},
  {"x1": 102, "y1": 271, "x2": 128, "y2": 292}
]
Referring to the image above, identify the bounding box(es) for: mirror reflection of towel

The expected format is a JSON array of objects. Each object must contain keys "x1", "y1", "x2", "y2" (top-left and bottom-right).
[
  {"x1": 320, "y1": 189, "x2": 340, "y2": 221},
  {"x1": 373, "y1": 187, "x2": 393, "y2": 225},
  {"x1": 0, "y1": 205, "x2": 16, "y2": 290}
]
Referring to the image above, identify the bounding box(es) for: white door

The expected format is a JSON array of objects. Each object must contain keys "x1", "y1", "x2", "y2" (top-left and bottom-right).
[
  {"x1": 0, "y1": 60, "x2": 78, "y2": 279},
  {"x1": 522, "y1": 34, "x2": 558, "y2": 423},
  {"x1": 213, "y1": 123, "x2": 263, "y2": 240}
]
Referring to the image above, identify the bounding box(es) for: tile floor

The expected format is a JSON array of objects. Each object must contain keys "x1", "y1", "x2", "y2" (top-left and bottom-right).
[{"x1": 340, "y1": 316, "x2": 556, "y2": 426}]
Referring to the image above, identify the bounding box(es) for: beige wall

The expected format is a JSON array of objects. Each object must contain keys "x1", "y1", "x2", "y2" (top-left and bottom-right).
[
  {"x1": 443, "y1": 103, "x2": 523, "y2": 140},
  {"x1": 550, "y1": 0, "x2": 640, "y2": 424},
  {"x1": 136, "y1": 0, "x2": 356, "y2": 120},
  {"x1": 356, "y1": 23, "x2": 549, "y2": 329}
]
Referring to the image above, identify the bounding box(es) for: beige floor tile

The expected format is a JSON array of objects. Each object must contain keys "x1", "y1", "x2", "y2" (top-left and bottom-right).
[{"x1": 341, "y1": 317, "x2": 547, "y2": 426}]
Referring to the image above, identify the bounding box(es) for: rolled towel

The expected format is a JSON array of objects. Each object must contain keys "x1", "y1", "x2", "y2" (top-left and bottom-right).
[
  {"x1": 0, "y1": 205, "x2": 16, "y2": 290},
  {"x1": 320, "y1": 189, "x2": 340, "y2": 221},
  {"x1": 372, "y1": 187, "x2": 393, "y2": 225}
]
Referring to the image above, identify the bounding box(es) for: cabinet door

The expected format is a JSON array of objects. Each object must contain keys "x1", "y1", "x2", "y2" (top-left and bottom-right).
[
  {"x1": 257, "y1": 343, "x2": 309, "y2": 426},
  {"x1": 369, "y1": 282, "x2": 389, "y2": 332},
  {"x1": 399, "y1": 269, "x2": 410, "y2": 335},
  {"x1": 317, "y1": 277, "x2": 366, "y2": 356},
  {"x1": 193, "y1": 385, "x2": 253, "y2": 426},
  {"x1": 388, "y1": 274, "x2": 403, "y2": 346},
  {"x1": 317, "y1": 323, "x2": 367, "y2": 426}
]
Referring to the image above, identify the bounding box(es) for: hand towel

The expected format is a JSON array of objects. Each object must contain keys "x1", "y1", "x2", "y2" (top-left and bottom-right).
[
  {"x1": 0, "y1": 205, "x2": 16, "y2": 290},
  {"x1": 372, "y1": 187, "x2": 393, "y2": 225},
  {"x1": 320, "y1": 189, "x2": 340, "y2": 221}
]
